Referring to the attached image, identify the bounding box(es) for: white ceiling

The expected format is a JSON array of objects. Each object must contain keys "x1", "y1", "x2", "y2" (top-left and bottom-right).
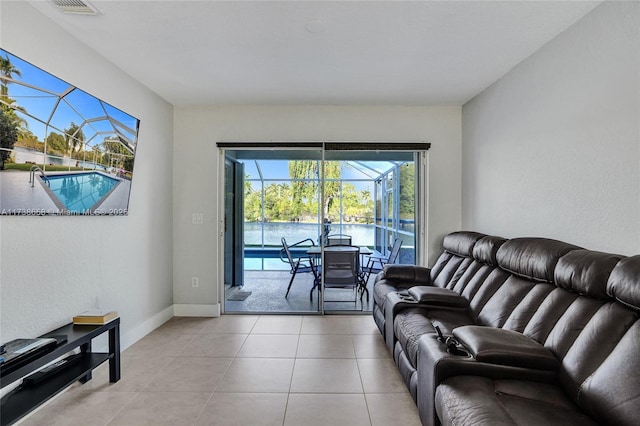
[{"x1": 26, "y1": 0, "x2": 600, "y2": 106}]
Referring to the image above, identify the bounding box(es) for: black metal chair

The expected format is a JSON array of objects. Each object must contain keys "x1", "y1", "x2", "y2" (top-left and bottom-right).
[
  {"x1": 280, "y1": 237, "x2": 316, "y2": 298},
  {"x1": 312, "y1": 245, "x2": 366, "y2": 304},
  {"x1": 362, "y1": 238, "x2": 403, "y2": 283},
  {"x1": 326, "y1": 234, "x2": 352, "y2": 246}
]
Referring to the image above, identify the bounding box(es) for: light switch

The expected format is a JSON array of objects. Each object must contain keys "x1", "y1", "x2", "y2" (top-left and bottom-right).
[{"x1": 192, "y1": 213, "x2": 204, "y2": 225}]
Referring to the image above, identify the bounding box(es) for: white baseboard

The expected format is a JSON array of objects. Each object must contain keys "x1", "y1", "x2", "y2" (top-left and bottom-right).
[
  {"x1": 103, "y1": 304, "x2": 220, "y2": 353},
  {"x1": 119, "y1": 305, "x2": 174, "y2": 351},
  {"x1": 173, "y1": 303, "x2": 221, "y2": 317}
]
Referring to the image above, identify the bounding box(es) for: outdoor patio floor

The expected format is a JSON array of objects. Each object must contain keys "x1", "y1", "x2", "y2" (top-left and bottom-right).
[
  {"x1": 225, "y1": 270, "x2": 375, "y2": 313},
  {"x1": 0, "y1": 170, "x2": 57, "y2": 212}
]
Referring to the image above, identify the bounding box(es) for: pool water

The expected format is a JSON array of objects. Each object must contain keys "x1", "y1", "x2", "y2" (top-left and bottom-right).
[
  {"x1": 242, "y1": 222, "x2": 415, "y2": 270},
  {"x1": 245, "y1": 222, "x2": 375, "y2": 247},
  {"x1": 243, "y1": 223, "x2": 370, "y2": 270},
  {"x1": 245, "y1": 257, "x2": 291, "y2": 271},
  {"x1": 46, "y1": 172, "x2": 120, "y2": 213}
]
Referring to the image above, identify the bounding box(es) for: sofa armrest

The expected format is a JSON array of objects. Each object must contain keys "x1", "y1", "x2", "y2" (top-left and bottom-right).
[
  {"x1": 416, "y1": 334, "x2": 557, "y2": 426},
  {"x1": 381, "y1": 265, "x2": 431, "y2": 285},
  {"x1": 452, "y1": 326, "x2": 559, "y2": 371},
  {"x1": 407, "y1": 286, "x2": 469, "y2": 308}
]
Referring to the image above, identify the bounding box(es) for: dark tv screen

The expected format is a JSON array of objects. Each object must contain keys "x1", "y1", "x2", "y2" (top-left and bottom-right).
[{"x1": 0, "y1": 48, "x2": 140, "y2": 216}]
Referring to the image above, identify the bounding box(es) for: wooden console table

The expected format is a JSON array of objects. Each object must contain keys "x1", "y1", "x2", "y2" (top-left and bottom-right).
[{"x1": 0, "y1": 318, "x2": 120, "y2": 425}]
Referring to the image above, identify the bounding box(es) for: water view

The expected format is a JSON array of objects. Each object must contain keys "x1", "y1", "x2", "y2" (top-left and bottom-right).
[
  {"x1": 244, "y1": 221, "x2": 375, "y2": 248},
  {"x1": 244, "y1": 222, "x2": 374, "y2": 270},
  {"x1": 243, "y1": 221, "x2": 415, "y2": 270}
]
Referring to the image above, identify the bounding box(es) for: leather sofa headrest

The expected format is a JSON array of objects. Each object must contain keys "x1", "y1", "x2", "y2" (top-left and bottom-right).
[
  {"x1": 442, "y1": 231, "x2": 486, "y2": 257},
  {"x1": 497, "y1": 238, "x2": 581, "y2": 283},
  {"x1": 472, "y1": 236, "x2": 507, "y2": 266},
  {"x1": 607, "y1": 255, "x2": 640, "y2": 310},
  {"x1": 555, "y1": 250, "x2": 623, "y2": 300}
]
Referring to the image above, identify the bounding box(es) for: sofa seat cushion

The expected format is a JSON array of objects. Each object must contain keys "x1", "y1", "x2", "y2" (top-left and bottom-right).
[
  {"x1": 436, "y1": 376, "x2": 598, "y2": 426},
  {"x1": 394, "y1": 308, "x2": 474, "y2": 368}
]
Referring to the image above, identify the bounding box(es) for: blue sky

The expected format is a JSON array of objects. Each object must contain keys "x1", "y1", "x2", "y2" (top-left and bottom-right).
[
  {"x1": 242, "y1": 159, "x2": 395, "y2": 193},
  {"x1": 1, "y1": 49, "x2": 138, "y2": 147},
  {"x1": 243, "y1": 160, "x2": 395, "y2": 181}
]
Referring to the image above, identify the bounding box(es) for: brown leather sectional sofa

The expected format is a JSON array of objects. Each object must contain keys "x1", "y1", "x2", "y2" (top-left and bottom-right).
[{"x1": 372, "y1": 231, "x2": 640, "y2": 425}]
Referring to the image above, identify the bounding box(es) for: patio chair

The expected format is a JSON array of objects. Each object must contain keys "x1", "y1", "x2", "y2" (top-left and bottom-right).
[
  {"x1": 280, "y1": 237, "x2": 316, "y2": 298},
  {"x1": 326, "y1": 234, "x2": 352, "y2": 246},
  {"x1": 312, "y1": 246, "x2": 364, "y2": 304},
  {"x1": 362, "y1": 238, "x2": 403, "y2": 283}
]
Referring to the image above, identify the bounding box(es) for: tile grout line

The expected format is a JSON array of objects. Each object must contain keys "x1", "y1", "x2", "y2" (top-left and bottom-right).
[
  {"x1": 191, "y1": 327, "x2": 245, "y2": 425},
  {"x1": 22, "y1": 315, "x2": 413, "y2": 425},
  {"x1": 352, "y1": 322, "x2": 375, "y2": 425},
  {"x1": 282, "y1": 326, "x2": 303, "y2": 426}
]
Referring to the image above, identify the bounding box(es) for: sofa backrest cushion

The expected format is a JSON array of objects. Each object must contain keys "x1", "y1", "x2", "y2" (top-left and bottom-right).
[
  {"x1": 522, "y1": 288, "x2": 578, "y2": 344},
  {"x1": 540, "y1": 256, "x2": 640, "y2": 424},
  {"x1": 468, "y1": 238, "x2": 580, "y2": 330},
  {"x1": 607, "y1": 255, "x2": 640, "y2": 310},
  {"x1": 471, "y1": 236, "x2": 507, "y2": 266},
  {"x1": 445, "y1": 235, "x2": 506, "y2": 299},
  {"x1": 430, "y1": 253, "x2": 473, "y2": 289},
  {"x1": 474, "y1": 274, "x2": 539, "y2": 328},
  {"x1": 555, "y1": 250, "x2": 624, "y2": 300},
  {"x1": 496, "y1": 238, "x2": 581, "y2": 283},
  {"x1": 442, "y1": 231, "x2": 486, "y2": 257},
  {"x1": 565, "y1": 257, "x2": 640, "y2": 425},
  {"x1": 430, "y1": 231, "x2": 487, "y2": 290},
  {"x1": 579, "y1": 320, "x2": 640, "y2": 425},
  {"x1": 556, "y1": 302, "x2": 637, "y2": 402}
]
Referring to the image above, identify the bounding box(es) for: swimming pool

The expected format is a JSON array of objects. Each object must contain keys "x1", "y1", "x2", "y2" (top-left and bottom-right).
[
  {"x1": 245, "y1": 222, "x2": 376, "y2": 247},
  {"x1": 244, "y1": 246, "x2": 311, "y2": 270},
  {"x1": 44, "y1": 172, "x2": 120, "y2": 213},
  {"x1": 243, "y1": 244, "x2": 415, "y2": 270},
  {"x1": 243, "y1": 222, "x2": 415, "y2": 270}
]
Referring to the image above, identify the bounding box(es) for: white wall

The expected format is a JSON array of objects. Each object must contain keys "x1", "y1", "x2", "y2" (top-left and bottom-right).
[
  {"x1": 0, "y1": 2, "x2": 175, "y2": 346},
  {"x1": 173, "y1": 106, "x2": 462, "y2": 309},
  {"x1": 462, "y1": 1, "x2": 640, "y2": 255}
]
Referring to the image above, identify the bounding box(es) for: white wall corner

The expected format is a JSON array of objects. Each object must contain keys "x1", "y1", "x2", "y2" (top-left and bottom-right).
[{"x1": 173, "y1": 304, "x2": 221, "y2": 317}]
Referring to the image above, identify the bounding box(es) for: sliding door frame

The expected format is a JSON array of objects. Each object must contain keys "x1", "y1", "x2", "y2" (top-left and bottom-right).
[{"x1": 217, "y1": 141, "x2": 430, "y2": 314}]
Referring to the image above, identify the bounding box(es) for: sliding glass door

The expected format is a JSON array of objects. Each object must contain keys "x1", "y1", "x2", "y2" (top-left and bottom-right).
[
  {"x1": 322, "y1": 148, "x2": 419, "y2": 313},
  {"x1": 218, "y1": 142, "x2": 428, "y2": 315},
  {"x1": 223, "y1": 147, "x2": 324, "y2": 314}
]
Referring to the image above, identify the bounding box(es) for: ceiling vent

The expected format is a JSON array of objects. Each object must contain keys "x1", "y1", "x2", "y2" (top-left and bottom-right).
[{"x1": 51, "y1": 0, "x2": 99, "y2": 15}]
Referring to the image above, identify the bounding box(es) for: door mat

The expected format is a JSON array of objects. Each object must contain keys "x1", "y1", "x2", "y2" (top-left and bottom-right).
[{"x1": 226, "y1": 291, "x2": 252, "y2": 301}]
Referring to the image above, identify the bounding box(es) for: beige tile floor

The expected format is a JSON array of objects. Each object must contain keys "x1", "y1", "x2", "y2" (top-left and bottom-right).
[{"x1": 19, "y1": 315, "x2": 421, "y2": 426}]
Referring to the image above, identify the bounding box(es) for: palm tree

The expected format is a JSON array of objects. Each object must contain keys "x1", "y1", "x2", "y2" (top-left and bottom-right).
[
  {"x1": 0, "y1": 55, "x2": 26, "y2": 166},
  {"x1": 64, "y1": 122, "x2": 85, "y2": 157},
  {"x1": 0, "y1": 54, "x2": 28, "y2": 138},
  {"x1": 0, "y1": 107, "x2": 18, "y2": 169},
  {"x1": 289, "y1": 160, "x2": 340, "y2": 220},
  {"x1": 0, "y1": 54, "x2": 22, "y2": 99}
]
